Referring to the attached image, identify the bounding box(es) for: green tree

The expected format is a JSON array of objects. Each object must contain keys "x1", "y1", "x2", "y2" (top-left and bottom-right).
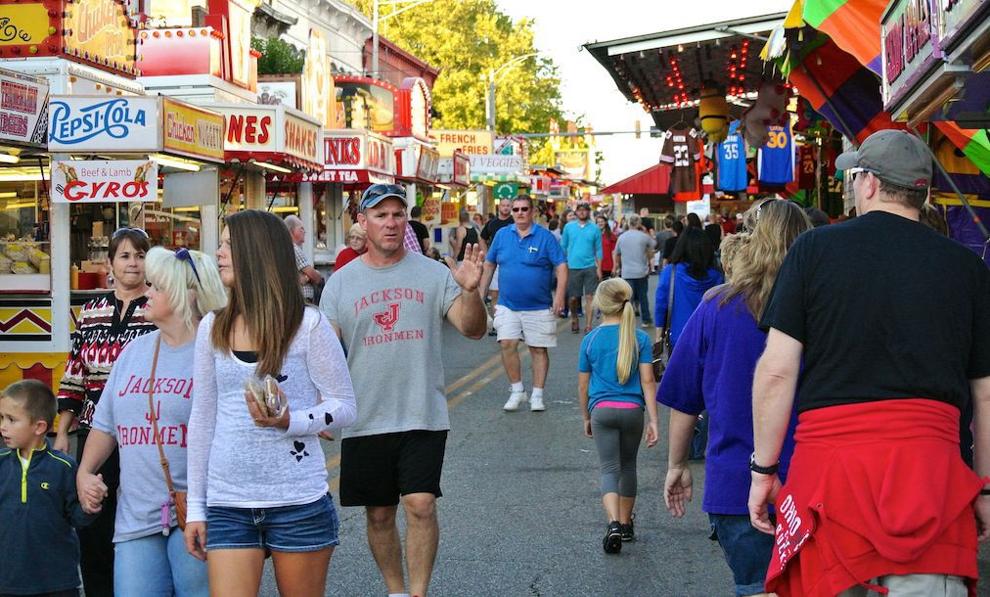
[
  {"x1": 252, "y1": 37, "x2": 305, "y2": 75},
  {"x1": 347, "y1": 0, "x2": 563, "y2": 136}
]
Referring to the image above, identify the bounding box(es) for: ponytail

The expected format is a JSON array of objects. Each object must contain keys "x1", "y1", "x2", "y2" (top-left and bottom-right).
[{"x1": 616, "y1": 300, "x2": 637, "y2": 384}]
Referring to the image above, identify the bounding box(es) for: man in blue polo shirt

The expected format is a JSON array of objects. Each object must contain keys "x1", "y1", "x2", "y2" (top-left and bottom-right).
[
  {"x1": 481, "y1": 195, "x2": 568, "y2": 413},
  {"x1": 561, "y1": 202, "x2": 602, "y2": 334}
]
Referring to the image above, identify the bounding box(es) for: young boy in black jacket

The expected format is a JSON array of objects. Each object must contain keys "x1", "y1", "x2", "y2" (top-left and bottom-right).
[{"x1": 0, "y1": 379, "x2": 94, "y2": 596}]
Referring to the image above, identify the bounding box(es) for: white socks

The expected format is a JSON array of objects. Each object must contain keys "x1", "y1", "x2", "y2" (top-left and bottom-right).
[
  {"x1": 531, "y1": 387, "x2": 544, "y2": 400},
  {"x1": 388, "y1": 593, "x2": 410, "y2": 597},
  {"x1": 510, "y1": 381, "x2": 524, "y2": 393}
]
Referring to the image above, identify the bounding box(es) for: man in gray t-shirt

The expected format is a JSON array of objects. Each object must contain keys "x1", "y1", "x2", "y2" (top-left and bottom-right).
[
  {"x1": 320, "y1": 183, "x2": 487, "y2": 597},
  {"x1": 615, "y1": 215, "x2": 656, "y2": 326}
]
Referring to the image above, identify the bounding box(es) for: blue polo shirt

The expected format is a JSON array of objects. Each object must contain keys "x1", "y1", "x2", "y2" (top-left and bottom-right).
[
  {"x1": 561, "y1": 220, "x2": 602, "y2": 269},
  {"x1": 487, "y1": 224, "x2": 566, "y2": 311}
]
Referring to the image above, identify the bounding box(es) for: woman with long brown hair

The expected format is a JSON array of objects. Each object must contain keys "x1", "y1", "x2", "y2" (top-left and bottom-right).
[
  {"x1": 659, "y1": 199, "x2": 811, "y2": 597},
  {"x1": 184, "y1": 210, "x2": 357, "y2": 596}
]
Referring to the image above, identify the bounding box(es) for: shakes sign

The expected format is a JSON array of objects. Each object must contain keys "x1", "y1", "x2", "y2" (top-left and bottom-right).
[{"x1": 51, "y1": 160, "x2": 159, "y2": 203}]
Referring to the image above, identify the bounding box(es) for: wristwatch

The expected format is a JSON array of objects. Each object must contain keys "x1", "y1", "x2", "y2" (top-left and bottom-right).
[{"x1": 749, "y1": 452, "x2": 779, "y2": 475}]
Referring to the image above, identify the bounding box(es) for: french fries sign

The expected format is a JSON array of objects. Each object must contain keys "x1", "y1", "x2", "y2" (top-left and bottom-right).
[{"x1": 51, "y1": 160, "x2": 158, "y2": 203}]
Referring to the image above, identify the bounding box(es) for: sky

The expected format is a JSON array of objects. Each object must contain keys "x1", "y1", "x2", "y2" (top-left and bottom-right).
[{"x1": 495, "y1": 0, "x2": 791, "y2": 185}]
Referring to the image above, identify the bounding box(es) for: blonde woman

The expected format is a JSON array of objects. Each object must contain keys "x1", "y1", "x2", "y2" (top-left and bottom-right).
[
  {"x1": 185, "y1": 210, "x2": 357, "y2": 597},
  {"x1": 718, "y1": 232, "x2": 749, "y2": 283},
  {"x1": 578, "y1": 278, "x2": 659, "y2": 554},
  {"x1": 334, "y1": 223, "x2": 367, "y2": 271},
  {"x1": 77, "y1": 247, "x2": 228, "y2": 596},
  {"x1": 659, "y1": 199, "x2": 811, "y2": 597}
]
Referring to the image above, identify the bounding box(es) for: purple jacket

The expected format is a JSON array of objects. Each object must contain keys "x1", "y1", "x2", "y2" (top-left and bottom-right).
[{"x1": 658, "y1": 289, "x2": 797, "y2": 515}]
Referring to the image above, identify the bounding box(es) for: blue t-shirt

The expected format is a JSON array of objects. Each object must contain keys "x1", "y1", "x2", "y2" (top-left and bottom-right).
[
  {"x1": 560, "y1": 220, "x2": 602, "y2": 270},
  {"x1": 579, "y1": 324, "x2": 652, "y2": 411},
  {"x1": 717, "y1": 121, "x2": 747, "y2": 192},
  {"x1": 758, "y1": 123, "x2": 795, "y2": 185},
  {"x1": 487, "y1": 224, "x2": 566, "y2": 311},
  {"x1": 658, "y1": 292, "x2": 797, "y2": 515}
]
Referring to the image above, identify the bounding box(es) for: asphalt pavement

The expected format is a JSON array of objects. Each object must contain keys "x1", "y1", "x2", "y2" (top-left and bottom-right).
[{"x1": 256, "y1": 277, "x2": 990, "y2": 596}]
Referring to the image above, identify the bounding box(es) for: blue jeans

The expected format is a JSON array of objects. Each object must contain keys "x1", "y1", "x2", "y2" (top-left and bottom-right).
[
  {"x1": 206, "y1": 493, "x2": 340, "y2": 552},
  {"x1": 114, "y1": 530, "x2": 208, "y2": 597},
  {"x1": 626, "y1": 276, "x2": 652, "y2": 325},
  {"x1": 709, "y1": 514, "x2": 774, "y2": 596}
]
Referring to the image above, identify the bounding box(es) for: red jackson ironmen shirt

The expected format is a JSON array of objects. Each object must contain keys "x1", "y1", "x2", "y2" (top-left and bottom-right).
[
  {"x1": 320, "y1": 252, "x2": 463, "y2": 440},
  {"x1": 58, "y1": 291, "x2": 156, "y2": 428}
]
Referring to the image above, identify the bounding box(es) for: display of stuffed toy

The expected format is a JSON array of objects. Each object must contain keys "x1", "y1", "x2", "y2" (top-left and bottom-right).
[
  {"x1": 699, "y1": 86, "x2": 729, "y2": 142},
  {"x1": 742, "y1": 79, "x2": 789, "y2": 147}
]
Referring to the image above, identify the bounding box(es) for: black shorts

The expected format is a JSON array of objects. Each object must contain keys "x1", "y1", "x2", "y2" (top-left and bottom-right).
[{"x1": 339, "y1": 430, "x2": 448, "y2": 507}]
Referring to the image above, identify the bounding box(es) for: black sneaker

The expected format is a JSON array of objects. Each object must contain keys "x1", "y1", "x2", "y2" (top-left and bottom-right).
[
  {"x1": 602, "y1": 521, "x2": 622, "y2": 554},
  {"x1": 620, "y1": 516, "x2": 635, "y2": 542}
]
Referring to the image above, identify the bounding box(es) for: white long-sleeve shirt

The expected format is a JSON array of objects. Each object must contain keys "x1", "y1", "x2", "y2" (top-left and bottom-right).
[{"x1": 187, "y1": 308, "x2": 356, "y2": 522}]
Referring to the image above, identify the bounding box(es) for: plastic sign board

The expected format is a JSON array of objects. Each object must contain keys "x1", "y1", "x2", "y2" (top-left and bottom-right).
[
  {"x1": 212, "y1": 103, "x2": 323, "y2": 170},
  {"x1": 63, "y1": 0, "x2": 138, "y2": 76},
  {"x1": 51, "y1": 159, "x2": 158, "y2": 203},
  {"x1": 0, "y1": 2, "x2": 53, "y2": 48},
  {"x1": 312, "y1": 129, "x2": 395, "y2": 184},
  {"x1": 283, "y1": 111, "x2": 320, "y2": 165},
  {"x1": 881, "y1": 0, "x2": 943, "y2": 108},
  {"x1": 48, "y1": 96, "x2": 160, "y2": 152},
  {"x1": 301, "y1": 29, "x2": 334, "y2": 127},
  {"x1": 0, "y1": 68, "x2": 48, "y2": 147},
  {"x1": 432, "y1": 130, "x2": 492, "y2": 157},
  {"x1": 162, "y1": 98, "x2": 225, "y2": 163}
]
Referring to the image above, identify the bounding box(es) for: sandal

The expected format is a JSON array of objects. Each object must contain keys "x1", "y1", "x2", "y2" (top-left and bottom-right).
[{"x1": 571, "y1": 319, "x2": 579, "y2": 334}]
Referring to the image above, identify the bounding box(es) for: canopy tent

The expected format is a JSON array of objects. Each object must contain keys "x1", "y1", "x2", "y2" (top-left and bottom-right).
[
  {"x1": 600, "y1": 163, "x2": 671, "y2": 195},
  {"x1": 584, "y1": 14, "x2": 786, "y2": 129}
]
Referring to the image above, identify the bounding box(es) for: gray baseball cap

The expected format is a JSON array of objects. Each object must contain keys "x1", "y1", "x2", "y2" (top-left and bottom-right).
[{"x1": 835, "y1": 129, "x2": 932, "y2": 189}]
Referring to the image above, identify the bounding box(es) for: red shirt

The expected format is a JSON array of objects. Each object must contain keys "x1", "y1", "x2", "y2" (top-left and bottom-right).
[
  {"x1": 334, "y1": 247, "x2": 364, "y2": 271},
  {"x1": 601, "y1": 233, "x2": 616, "y2": 272}
]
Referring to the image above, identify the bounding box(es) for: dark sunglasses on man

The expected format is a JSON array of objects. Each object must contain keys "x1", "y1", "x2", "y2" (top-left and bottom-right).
[{"x1": 511, "y1": 206, "x2": 530, "y2": 213}]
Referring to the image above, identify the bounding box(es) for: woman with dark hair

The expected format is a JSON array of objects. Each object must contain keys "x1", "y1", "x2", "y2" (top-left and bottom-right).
[
  {"x1": 55, "y1": 227, "x2": 156, "y2": 596},
  {"x1": 184, "y1": 210, "x2": 357, "y2": 595},
  {"x1": 653, "y1": 228, "x2": 722, "y2": 347},
  {"x1": 660, "y1": 199, "x2": 811, "y2": 597},
  {"x1": 596, "y1": 214, "x2": 616, "y2": 278},
  {"x1": 686, "y1": 212, "x2": 703, "y2": 230}
]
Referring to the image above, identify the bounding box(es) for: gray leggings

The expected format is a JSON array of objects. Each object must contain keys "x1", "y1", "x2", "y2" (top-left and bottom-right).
[{"x1": 591, "y1": 407, "x2": 644, "y2": 497}]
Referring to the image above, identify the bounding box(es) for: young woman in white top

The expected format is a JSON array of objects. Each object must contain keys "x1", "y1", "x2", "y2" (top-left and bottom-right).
[
  {"x1": 184, "y1": 210, "x2": 357, "y2": 597},
  {"x1": 77, "y1": 246, "x2": 228, "y2": 596}
]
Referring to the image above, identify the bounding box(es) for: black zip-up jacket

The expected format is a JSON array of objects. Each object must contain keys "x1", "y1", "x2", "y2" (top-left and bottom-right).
[{"x1": 0, "y1": 442, "x2": 94, "y2": 594}]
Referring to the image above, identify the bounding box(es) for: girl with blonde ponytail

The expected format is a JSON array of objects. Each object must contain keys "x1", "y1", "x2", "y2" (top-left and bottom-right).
[{"x1": 578, "y1": 278, "x2": 659, "y2": 555}]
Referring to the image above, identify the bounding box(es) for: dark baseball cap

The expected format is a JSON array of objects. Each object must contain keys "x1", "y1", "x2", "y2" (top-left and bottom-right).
[
  {"x1": 360, "y1": 184, "x2": 408, "y2": 211},
  {"x1": 576, "y1": 202, "x2": 591, "y2": 210},
  {"x1": 835, "y1": 129, "x2": 932, "y2": 189}
]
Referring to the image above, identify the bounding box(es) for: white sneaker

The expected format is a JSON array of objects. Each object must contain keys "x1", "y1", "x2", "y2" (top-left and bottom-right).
[
  {"x1": 530, "y1": 394, "x2": 545, "y2": 412},
  {"x1": 503, "y1": 391, "x2": 527, "y2": 412}
]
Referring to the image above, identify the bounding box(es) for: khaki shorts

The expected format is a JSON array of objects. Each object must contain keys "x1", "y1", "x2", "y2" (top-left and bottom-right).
[{"x1": 493, "y1": 305, "x2": 557, "y2": 347}]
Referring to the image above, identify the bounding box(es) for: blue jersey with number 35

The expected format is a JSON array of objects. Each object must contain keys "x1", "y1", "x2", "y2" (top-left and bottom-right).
[
  {"x1": 758, "y1": 124, "x2": 795, "y2": 185},
  {"x1": 717, "y1": 121, "x2": 747, "y2": 192}
]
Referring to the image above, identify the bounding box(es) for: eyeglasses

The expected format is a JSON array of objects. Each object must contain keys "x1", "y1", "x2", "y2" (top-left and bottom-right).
[
  {"x1": 847, "y1": 167, "x2": 875, "y2": 182},
  {"x1": 174, "y1": 248, "x2": 202, "y2": 286},
  {"x1": 112, "y1": 227, "x2": 149, "y2": 239},
  {"x1": 360, "y1": 184, "x2": 407, "y2": 210},
  {"x1": 511, "y1": 206, "x2": 531, "y2": 213}
]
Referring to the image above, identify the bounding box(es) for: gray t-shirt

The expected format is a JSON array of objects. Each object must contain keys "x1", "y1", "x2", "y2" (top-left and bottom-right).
[
  {"x1": 92, "y1": 331, "x2": 194, "y2": 542},
  {"x1": 320, "y1": 252, "x2": 462, "y2": 439},
  {"x1": 615, "y1": 229, "x2": 656, "y2": 279}
]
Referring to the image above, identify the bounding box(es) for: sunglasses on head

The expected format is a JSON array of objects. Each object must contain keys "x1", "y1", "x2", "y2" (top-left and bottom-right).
[
  {"x1": 174, "y1": 248, "x2": 202, "y2": 286},
  {"x1": 112, "y1": 227, "x2": 149, "y2": 239},
  {"x1": 755, "y1": 198, "x2": 783, "y2": 221},
  {"x1": 511, "y1": 206, "x2": 530, "y2": 213},
  {"x1": 360, "y1": 184, "x2": 407, "y2": 210},
  {"x1": 847, "y1": 167, "x2": 876, "y2": 181}
]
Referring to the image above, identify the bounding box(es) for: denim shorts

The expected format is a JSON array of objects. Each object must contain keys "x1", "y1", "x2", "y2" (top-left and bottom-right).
[
  {"x1": 709, "y1": 513, "x2": 774, "y2": 596},
  {"x1": 206, "y1": 493, "x2": 340, "y2": 553}
]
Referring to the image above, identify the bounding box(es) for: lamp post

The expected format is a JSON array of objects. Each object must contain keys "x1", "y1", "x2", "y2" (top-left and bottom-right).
[
  {"x1": 485, "y1": 52, "x2": 538, "y2": 133},
  {"x1": 371, "y1": 0, "x2": 434, "y2": 79}
]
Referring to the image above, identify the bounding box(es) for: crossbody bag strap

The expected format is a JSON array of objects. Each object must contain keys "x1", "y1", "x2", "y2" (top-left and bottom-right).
[
  {"x1": 664, "y1": 264, "x2": 677, "y2": 338},
  {"x1": 147, "y1": 336, "x2": 177, "y2": 495}
]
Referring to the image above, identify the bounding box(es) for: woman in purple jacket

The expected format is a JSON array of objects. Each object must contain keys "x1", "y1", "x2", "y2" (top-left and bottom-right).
[{"x1": 658, "y1": 199, "x2": 811, "y2": 597}]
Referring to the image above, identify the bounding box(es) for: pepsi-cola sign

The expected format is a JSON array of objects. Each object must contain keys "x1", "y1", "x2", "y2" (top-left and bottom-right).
[{"x1": 48, "y1": 96, "x2": 161, "y2": 152}]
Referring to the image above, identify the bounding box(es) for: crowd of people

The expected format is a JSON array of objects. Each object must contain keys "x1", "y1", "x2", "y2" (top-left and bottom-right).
[{"x1": 1, "y1": 130, "x2": 989, "y2": 597}]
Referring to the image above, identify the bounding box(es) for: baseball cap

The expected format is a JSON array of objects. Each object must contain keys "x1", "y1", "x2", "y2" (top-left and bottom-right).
[
  {"x1": 359, "y1": 184, "x2": 408, "y2": 211},
  {"x1": 834, "y1": 129, "x2": 932, "y2": 189}
]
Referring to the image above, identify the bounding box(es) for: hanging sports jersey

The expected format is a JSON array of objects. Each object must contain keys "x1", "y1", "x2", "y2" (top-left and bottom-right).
[
  {"x1": 758, "y1": 124, "x2": 795, "y2": 185},
  {"x1": 716, "y1": 121, "x2": 747, "y2": 192},
  {"x1": 798, "y1": 144, "x2": 816, "y2": 189},
  {"x1": 660, "y1": 126, "x2": 702, "y2": 194}
]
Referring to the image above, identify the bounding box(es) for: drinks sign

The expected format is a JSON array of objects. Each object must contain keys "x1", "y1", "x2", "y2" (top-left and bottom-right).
[
  {"x1": 48, "y1": 96, "x2": 160, "y2": 152},
  {"x1": 51, "y1": 160, "x2": 159, "y2": 203}
]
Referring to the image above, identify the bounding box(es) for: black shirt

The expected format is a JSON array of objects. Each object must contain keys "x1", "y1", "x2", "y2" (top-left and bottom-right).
[
  {"x1": 481, "y1": 216, "x2": 513, "y2": 244},
  {"x1": 760, "y1": 211, "x2": 990, "y2": 413},
  {"x1": 662, "y1": 235, "x2": 679, "y2": 260},
  {"x1": 409, "y1": 220, "x2": 430, "y2": 253}
]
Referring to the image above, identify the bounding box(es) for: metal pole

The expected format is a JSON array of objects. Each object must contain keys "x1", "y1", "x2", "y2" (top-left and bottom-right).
[
  {"x1": 372, "y1": 0, "x2": 380, "y2": 79},
  {"x1": 487, "y1": 74, "x2": 496, "y2": 133}
]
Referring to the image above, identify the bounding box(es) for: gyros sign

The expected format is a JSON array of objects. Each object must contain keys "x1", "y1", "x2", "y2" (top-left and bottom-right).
[{"x1": 51, "y1": 160, "x2": 159, "y2": 203}]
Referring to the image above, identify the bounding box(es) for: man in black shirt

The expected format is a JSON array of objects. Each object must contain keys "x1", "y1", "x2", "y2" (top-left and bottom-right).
[
  {"x1": 409, "y1": 205, "x2": 430, "y2": 254},
  {"x1": 749, "y1": 130, "x2": 990, "y2": 595},
  {"x1": 480, "y1": 197, "x2": 515, "y2": 305}
]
